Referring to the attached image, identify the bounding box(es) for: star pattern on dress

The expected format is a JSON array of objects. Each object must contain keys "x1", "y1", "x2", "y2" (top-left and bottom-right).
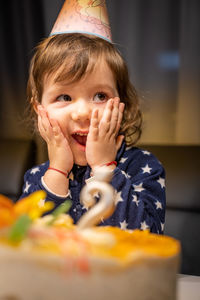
[
  {"x1": 140, "y1": 221, "x2": 149, "y2": 230},
  {"x1": 161, "y1": 222, "x2": 165, "y2": 232},
  {"x1": 20, "y1": 145, "x2": 166, "y2": 233},
  {"x1": 157, "y1": 177, "x2": 165, "y2": 188},
  {"x1": 132, "y1": 195, "x2": 139, "y2": 206},
  {"x1": 24, "y1": 181, "x2": 31, "y2": 193},
  {"x1": 30, "y1": 167, "x2": 40, "y2": 174},
  {"x1": 155, "y1": 200, "x2": 162, "y2": 209},
  {"x1": 121, "y1": 170, "x2": 131, "y2": 179},
  {"x1": 133, "y1": 183, "x2": 145, "y2": 192},
  {"x1": 142, "y1": 164, "x2": 152, "y2": 174},
  {"x1": 142, "y1": 150, "x2": 151, "y2": 155},
  {"x1": 114, "y1": 191, "x2": 123, "y2": 206},
  {"x1": 119, "y1": 157, "x2": 128, "y2": 164},
  {"x1": 120, "y1": 220, "x2": 128, "y2": 230},
  {"x1": 68, "y1": 189, "x2": 72, "y2": 198}
]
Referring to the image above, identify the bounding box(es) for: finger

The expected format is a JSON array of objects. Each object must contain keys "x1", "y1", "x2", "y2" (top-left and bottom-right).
[
  {"x1": 99, "y1": 99, "x2": 113, "y2": 133},
  {"x1": 115, "y1": 102, "x2": 125, "y2": 135},
  {"x1": 49, "y1": 118, "x2": 62, "y2": 138},
  {"x1": 108, "y1": 97, "x2": 120, "y2": 135},
  {"x1": 38, "y1": 106, "x2": 53, "y2": 137},
  {"x1": 103, "y1": 98, "x2": 113, "y2": 122},
  {"x1": 116, "y1": 135, "x2": 124, "y2": 151},
  {"x1": 38, "y1": 115, "x2": 49, "y2": 142},
  {"x1": 89, "y1": 109, "x2": 99, "y2": 141}
]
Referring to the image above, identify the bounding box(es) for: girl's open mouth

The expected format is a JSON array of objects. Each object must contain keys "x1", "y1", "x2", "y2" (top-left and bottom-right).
[{"x1": 72, "y1": 132, "x2": 88, "y2": 147}]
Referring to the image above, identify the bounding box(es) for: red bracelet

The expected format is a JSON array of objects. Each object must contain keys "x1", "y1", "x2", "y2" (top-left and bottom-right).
[
  {"x1": 104, "y1": 161, "x2": 117, "y2": 167},
  {"x1": 48, "y1": 167, "x2": 69, "y2": 178}
]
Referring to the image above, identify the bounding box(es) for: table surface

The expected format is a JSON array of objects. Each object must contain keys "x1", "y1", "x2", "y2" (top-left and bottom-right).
[{"x1": 177, "y1": 274, "x2": 200, "y2": 300}]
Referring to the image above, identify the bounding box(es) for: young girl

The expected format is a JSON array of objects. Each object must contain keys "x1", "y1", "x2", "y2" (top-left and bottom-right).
[{"x1": 20, "y1": 33, "x2": 165, "y2": 233}]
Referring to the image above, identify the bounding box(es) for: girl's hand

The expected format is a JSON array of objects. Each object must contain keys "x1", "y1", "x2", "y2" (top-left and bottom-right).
[
  {"x1": 37, "y1": 105, "x2": 74, "y2": 173},
  {"x1": 86, "y1": 97, "x2": 125, "y2": 170}
]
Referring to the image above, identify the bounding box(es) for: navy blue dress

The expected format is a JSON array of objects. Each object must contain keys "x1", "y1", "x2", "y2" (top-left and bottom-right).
[{"x1": 20, "y1": 142, "x2": 166, "y2": 234}]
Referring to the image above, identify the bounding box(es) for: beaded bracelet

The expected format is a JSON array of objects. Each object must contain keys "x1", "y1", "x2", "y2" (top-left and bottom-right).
[{"x1": 48, "y1": 167, "x2": 69, "y2": 178}]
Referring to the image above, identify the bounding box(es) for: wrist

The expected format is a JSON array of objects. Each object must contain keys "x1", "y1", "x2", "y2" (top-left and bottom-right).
[
  {"x1": 91, "y1": 161, "x2": 117, "y2": 172},
  {"x1": 48, "y1": 160, "x2": 72, "y2": 175},
  {"x1": 44, "y1": 169, "x2": 69, "y2": 195},
  {"x1": 47, "y1": 167, "x2": 70, "y2": 178}
]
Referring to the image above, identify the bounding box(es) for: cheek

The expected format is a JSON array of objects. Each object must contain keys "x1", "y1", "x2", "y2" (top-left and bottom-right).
[
  {"x1": 46, "y1": 107, "x2": 63, "y2": 121},
  {"x1": 46, "y1": 108, "x2": 69, "y2": 130}
]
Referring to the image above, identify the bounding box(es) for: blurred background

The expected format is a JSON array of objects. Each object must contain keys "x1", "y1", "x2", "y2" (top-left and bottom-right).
[
  {"x1": 0, "y1": 0, "x2": 200, "y2": 275},
  {"x1": 0, "y1": 0, "x2": 200, "y2": 155}
]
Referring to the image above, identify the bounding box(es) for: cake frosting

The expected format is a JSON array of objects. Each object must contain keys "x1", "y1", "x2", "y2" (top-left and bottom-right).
[{"x1": 0, "y1": 168, "x2": 180, "y2": 300}]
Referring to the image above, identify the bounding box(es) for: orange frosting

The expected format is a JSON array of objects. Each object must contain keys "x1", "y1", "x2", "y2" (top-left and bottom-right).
[
  {"x1": 88, "y1": 227, "x2": 180, "y2": 261},
  {"x1": 0, "y1": 192, "x2": 180, "y2": 265}
]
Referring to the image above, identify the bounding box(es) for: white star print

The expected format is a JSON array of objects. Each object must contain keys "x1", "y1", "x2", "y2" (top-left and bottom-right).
[
  {"x1": 132, "y1": 195, "x2": 139, "y2": 206},
  {"x1": 161, "y1": 223, "x2": 165, "y2": 232},
  {"x1": 155, "y1": 200, "x2": 162, "y2": 209},
  {"x1": 24, "y1": 181, "x2": 31, "y2": 193},
  {"x1": 121, "y1": 170, "x2": 131, "y2": 178},
  {"x1": 140, "y1": 221, "x2": 149, "y2": 230},
  {"x1": 30, "y1": 167, "x2": 40, "y2": 174},
  {"x1": 120, "y1": 220, "x2": 128, "y2": 230},
  {"x1": 142, "y1": 150, "x2": 151, "y2": 155},
  {"x1": 133, "y1": 183, "x2": 145, "y2": 192},
  {"x1": 142, "y1": 164, "x2": 152, "y2": 174},
  {"x1": 120, "y1": 157, "x2": 128, "y2": 164},
  {"x1": 157, "y1": 177, "x2": 165, "y2": 188},
  {"x1": 115, "y1": 191, "x2": 123, "y2": 206},
  {"x1": 68, "y1": 189, "x2": 72, "y2": 198}
]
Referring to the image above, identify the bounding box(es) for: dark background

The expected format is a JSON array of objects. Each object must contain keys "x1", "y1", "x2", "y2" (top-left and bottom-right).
[{"x1": 0, "y1": 0, "x2": 200, "y2": 162}]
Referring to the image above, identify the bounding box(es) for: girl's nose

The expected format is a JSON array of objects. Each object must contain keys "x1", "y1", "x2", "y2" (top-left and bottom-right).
[{"x1": 71, "y1": 99, "x2": 92, "y2": 121}]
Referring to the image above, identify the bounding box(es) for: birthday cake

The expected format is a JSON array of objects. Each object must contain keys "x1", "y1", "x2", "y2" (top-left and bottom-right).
[{"x1": 0, "y1": 185, "x2": 180, "y2": 300}]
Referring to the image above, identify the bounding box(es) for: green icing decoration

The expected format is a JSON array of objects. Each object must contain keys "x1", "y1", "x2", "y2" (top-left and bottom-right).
[
  {"x1": 9, "y1": 215, "x2": 32, "y2": 243},
  {"x1": 48, "y1": 200, "x2": 72, "y2": 225}
]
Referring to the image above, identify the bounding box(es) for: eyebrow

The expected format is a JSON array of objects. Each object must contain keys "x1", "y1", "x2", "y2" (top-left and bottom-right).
[
  {"x1": 91, "y1": 84, "x2": 116, "y2": 93},
  {"x1": 48, "y1": 83, "x2": 116, "y2": 94}
]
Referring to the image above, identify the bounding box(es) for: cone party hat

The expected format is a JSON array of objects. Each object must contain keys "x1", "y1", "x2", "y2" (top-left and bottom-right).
[{"x1": 50, "y1": 0, "x2": 112, "y2": 42}]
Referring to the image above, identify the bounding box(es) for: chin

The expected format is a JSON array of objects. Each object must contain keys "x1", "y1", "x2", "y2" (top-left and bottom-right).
[{"x1": 74, "y1": 155, "x2": 87, "y2": 167}]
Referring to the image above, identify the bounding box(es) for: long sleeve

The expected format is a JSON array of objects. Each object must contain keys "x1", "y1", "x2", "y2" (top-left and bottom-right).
[
  {"x1": 102, "y1": 145, "x2": 166, "y2": 234},
  {"x1": 20, "y1": 162, "x2": 71, "y2": 206}
]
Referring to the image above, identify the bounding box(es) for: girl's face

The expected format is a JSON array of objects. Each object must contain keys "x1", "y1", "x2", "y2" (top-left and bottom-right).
[{"x1": 40, "y1": 59, "x2": 119, "y2": 166}]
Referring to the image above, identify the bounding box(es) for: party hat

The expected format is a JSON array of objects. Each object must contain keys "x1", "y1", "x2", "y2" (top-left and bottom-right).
[{"x1": 50, "y1": 0, "x2": 112, "y2": 42}]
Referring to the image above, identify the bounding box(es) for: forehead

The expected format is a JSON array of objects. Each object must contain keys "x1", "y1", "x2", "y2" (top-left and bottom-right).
[
  {"x1": 43, "y1": 57, "x2": 117, "y2": 97},
  {"x1": 47, "y1": 56, "x2": 116, "y2": 87}
]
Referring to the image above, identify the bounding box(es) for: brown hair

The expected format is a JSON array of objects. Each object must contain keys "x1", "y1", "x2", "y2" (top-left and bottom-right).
[{"x1": 27, "y1": 33, "x2": 142, "y2": 146}]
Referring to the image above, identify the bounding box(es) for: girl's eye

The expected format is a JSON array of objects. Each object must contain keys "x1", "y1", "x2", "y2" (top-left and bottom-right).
[
  {"x1": 93, "y1": 92, "x2": 108, "y2": 103},
  {"x1": 57, "y1": 94, "x2": 72, "y2": 102}
]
